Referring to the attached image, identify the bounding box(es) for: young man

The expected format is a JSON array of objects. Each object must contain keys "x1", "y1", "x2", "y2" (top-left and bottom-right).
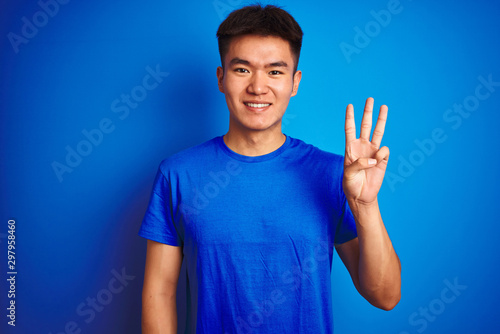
[{"x1": 140, "y1": 4, "x2": 401, "y2": 333}]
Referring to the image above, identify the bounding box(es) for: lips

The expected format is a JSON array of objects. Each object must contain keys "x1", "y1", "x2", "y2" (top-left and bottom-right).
[
  {"x1": 245, "y1": 102, "x2": 271, "y2": 108},
  {"x1": 244, "y1": 101, "x2": 272, "y2": 112}
]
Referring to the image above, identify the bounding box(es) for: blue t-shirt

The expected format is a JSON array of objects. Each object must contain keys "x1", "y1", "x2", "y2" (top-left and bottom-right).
[{"x1": 139, "y1": 134, "x2": 357, "y2": 333}]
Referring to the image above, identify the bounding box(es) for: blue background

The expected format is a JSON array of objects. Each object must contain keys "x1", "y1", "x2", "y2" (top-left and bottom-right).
[{"x1": 1, "y1": 0, "x2": 499, "y2": 333}]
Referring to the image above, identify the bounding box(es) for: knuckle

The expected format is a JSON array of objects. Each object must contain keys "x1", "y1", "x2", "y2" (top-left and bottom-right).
[{"x1": 345, "y1": 127, "x2": 355, "y2": 134}]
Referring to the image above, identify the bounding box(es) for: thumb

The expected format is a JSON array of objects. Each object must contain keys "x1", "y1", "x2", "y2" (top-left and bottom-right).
[{"x1": 345, "y1": 157, "x2": 378, "y2": 175}]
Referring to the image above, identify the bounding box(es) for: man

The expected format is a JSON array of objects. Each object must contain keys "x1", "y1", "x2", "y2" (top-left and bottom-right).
[{"x1": 140, "y1": 4, "x2": 401, "y2": 333}]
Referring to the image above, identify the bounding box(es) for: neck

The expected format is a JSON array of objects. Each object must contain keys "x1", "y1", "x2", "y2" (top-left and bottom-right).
[{"x1": 223, "y1": 128, "x2": 286, "y2": 157}]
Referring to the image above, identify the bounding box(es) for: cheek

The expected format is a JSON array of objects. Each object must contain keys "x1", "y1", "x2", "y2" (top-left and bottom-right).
[
  {"x1": 224, "y1": 78, "x2": 245, "y2": 100},
  {"x1": 272, "y1": 81, "x2": 294, "y2": 101}
]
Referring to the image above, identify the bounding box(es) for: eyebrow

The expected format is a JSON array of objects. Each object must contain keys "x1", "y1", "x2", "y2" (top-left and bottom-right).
[{"x1": 229, "y1": 58, "x2": 289, "y2": 68}]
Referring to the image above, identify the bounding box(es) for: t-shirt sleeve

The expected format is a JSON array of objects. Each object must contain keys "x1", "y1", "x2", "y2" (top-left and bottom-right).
[
  {"x1": 333, "y1": 160, "x2": 358, "y2": 245},
  {"x1": 138, "y1": 165, "x2": 183, "y2": 247}
]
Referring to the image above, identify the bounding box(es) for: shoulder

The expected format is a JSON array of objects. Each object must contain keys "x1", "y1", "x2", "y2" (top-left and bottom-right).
[
  {"x1": 287, "y1": 136, "x2": 344, "y2": 170},
  {"x1": 286, "y1": 136, "x2": 346, "y2": 196},
  {"x1": 158, "y1": 136, "x2": 221, "y2": 175}
]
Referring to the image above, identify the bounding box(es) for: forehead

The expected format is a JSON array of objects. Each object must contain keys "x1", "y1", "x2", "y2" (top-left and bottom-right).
[{"x1": 225, "y1": 34, "x2": 293, "y2": 67}]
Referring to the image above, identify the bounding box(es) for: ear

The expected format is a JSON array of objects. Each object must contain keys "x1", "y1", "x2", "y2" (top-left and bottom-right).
[
  {"x1": 216, "y1": 66, "x2": 225, "y2": 93},
  {"x1": 291, "y1": 70, "x2": 302, "y2": 97}
]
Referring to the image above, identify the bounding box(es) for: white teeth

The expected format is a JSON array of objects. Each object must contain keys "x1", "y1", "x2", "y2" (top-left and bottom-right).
[{"x1": 246, "y1": 103, "x2": 270, "y2": 108}]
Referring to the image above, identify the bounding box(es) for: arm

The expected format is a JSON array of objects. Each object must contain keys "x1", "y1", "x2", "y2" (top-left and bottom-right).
[
  {"x1": 142, "y1": 239, "x2": 183, "y2": 333},
  {"x1": 335, "y1": 205, "x2": 401, "y2": 310},
  {"x1": 336, "y1": 97, "x2": 401, "y2": 310}
]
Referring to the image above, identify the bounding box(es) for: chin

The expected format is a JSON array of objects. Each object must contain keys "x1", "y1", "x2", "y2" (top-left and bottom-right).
[
  {"x1": 231, "y1": 111, "x2": 284, "y2": 132},
  {"x1": 242, "y1": 120, "x2": 282, "y2": 132}
]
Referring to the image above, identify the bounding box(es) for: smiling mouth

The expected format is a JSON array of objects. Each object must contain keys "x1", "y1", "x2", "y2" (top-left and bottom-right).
[{"x1": 244, "y1": 102, "x2": 272, "y2": 108}]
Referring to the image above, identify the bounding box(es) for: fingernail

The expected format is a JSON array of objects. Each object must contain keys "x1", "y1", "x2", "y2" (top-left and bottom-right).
[{"x1": 368, "y1": 159, "x2": 377, "y2": 165}]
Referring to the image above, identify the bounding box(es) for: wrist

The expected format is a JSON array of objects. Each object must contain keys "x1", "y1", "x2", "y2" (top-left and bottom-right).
[
  {"x1": 347, "y1": 196, "x2": 379, "y2": 210},
  {"x1": 347, "y1": 197, "x2": 380, "y2": 224}
]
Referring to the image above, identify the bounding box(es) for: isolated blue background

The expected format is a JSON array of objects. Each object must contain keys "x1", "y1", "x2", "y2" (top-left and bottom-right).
[{"x1": 1, "y1": 0, "x2": 499, "y2": 333}]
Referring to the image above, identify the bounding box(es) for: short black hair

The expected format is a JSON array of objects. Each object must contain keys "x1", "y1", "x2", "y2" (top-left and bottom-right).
[{"x1": 216, "y1": 4, "x2": 303, "y2": 73}]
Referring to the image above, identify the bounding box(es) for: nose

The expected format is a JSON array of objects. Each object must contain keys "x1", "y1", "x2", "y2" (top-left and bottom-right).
[{"x1": 247, "y1": 71, "x2": 268, "y2": 95}]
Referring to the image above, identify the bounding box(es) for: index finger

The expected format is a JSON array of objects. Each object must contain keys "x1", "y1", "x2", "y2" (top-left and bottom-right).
[{"x1": 345, "y1": 103, "x2": 356, "y2": 144}]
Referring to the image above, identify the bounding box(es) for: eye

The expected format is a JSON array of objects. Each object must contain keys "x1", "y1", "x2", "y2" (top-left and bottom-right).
[
  {"x1": 235, "y1": 68, "x2": 249, "y2": 73},
  {"x1": 269, "y1": 70, "x2": 283, "y2": 75}
]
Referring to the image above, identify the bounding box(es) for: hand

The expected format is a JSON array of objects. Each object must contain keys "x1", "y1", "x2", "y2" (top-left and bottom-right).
[{"x1": 343, "y1": 97, "x2": 389, "y2": 205}]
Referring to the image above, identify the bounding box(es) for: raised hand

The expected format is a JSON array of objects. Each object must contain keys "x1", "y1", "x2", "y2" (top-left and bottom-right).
[{"x1": 343, "y1": 97, "x2": 389, "y2": 205}]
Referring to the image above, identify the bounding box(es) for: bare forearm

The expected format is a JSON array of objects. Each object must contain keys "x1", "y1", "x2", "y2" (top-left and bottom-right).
[
  {"x1": 349, "y1": 198, "x2": 401, "y2": 310},
  {"x1": 142, "y1": 293, "x2": 177, "y2": 334}
]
